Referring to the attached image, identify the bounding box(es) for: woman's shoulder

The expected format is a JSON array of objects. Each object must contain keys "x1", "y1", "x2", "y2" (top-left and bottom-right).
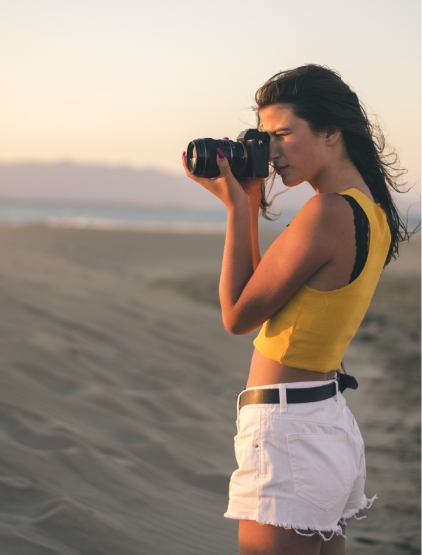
[
  {"x1": 273, "y1": 192, "x2": 356, "y2": 263},
  {"x1": 292, "y1": 192, "x2": 354, "y2": 232}
]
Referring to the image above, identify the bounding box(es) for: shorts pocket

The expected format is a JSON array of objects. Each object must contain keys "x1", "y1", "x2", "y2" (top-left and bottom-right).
[{"x1": 287, "y1": 432, "x2": 351, "y2": 511}]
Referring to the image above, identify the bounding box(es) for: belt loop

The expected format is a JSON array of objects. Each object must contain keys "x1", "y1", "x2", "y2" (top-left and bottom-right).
[
  {"x1": 279, "y1": 384, "x2": 288, "y2": 413},
  {"x1": 236, "y1": 390, "x2": 243, "y2": 417}
]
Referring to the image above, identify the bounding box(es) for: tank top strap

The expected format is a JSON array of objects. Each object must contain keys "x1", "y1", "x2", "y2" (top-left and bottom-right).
[{"x1": 338, "y1": 194, "x2": 370, "y2": 284}]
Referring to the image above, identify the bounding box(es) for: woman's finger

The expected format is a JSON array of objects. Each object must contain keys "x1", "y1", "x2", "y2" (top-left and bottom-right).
[
  {"x1": 182, "y1": 151, "x2": 217, "y2": 190},
  {"x1": 182, "y1": 151, "x2": 196, "y2": 180},
  {"x1": 182, "y1": 151, "x2": 188, "y2": 171},
  {"x1": 215, "y1": 148, "x2": 234, "y2": 178}
]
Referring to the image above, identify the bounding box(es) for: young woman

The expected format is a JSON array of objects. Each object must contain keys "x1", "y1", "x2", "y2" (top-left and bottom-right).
[{"x1": 182, "y1": 65, "x2": 410, "y2": 555}]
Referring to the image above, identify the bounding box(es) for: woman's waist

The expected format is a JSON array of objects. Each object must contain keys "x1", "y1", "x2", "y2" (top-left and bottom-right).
[{"x1": 247, "y1": 348, "x2": 337, "y2": 388}]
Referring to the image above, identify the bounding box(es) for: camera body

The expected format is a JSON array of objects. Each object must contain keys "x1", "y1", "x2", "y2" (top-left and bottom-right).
[
  {"x1": 236, "y1": 129, "x2": 270, "y2": 178},
  {"x1": 186, "y1": 129, "x2": 270, "y2": 179}
]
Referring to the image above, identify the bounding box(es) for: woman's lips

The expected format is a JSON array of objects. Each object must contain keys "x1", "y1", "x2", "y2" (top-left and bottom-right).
[{"x1": 276, "y1": 165, "x2": 288, "y2": 175}]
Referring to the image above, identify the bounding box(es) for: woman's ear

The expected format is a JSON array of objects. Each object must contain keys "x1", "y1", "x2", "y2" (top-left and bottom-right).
[{"x1": 325, "y1": 126, "x2": 341, "y2": 145}]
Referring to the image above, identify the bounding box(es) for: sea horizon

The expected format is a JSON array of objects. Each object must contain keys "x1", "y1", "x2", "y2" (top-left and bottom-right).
[
  {"x1": 0, "y1": 200, "x2": 419, "y2": 235},
  {"x1": 0, "y1": 201, "x2": 297, "y2": 234}
]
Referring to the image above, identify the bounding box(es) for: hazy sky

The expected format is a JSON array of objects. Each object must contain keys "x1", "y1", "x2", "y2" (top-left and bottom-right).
[{"x1": 1, "y1": 0, "x2": 420, "y2": 184}]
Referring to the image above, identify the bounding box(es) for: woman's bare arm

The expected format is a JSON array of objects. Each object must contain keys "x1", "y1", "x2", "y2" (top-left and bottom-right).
[
  {"x1": 221, "y1": 193, "x2": 353, "y2": 334},
  {"x1": 247, "y1": 189, "x2": 262, "y2": 270},
  {"x1": 218, "y1": 198, "x2": 255, "y2": 332}
]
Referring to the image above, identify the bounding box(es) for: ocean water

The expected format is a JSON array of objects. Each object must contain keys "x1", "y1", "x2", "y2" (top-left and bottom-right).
[
  {"x1": 0, "y1": 202, "x2": 418, "y2": 234},
  {"x1": 0, "y1": 202, "x2": 297, "y2": 233}
]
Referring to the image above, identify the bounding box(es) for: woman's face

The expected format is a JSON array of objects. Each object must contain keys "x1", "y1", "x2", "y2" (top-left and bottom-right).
[{"x1": 259, "y1": 103, "x2": 330, "y2": 188}]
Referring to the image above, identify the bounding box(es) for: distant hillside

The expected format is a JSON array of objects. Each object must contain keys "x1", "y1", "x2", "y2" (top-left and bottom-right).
[
  {"x1": 0, "y1": 163, "x2": 222, "y2": 209},
  {"x1": 0, "y1": 162, "x2": 316, "y2": 211},
  {"x1": 0, "y1": 162, "x2": 418, "y2": 215}
]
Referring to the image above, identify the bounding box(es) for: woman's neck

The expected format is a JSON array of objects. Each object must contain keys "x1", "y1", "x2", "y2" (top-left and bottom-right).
[{"x1": 311, "y1": 157, "x2": 367, "y2": 196}]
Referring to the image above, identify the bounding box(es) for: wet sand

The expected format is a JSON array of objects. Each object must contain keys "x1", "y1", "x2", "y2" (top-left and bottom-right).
[{"x1": 0, "y1": 226, "x2": 419, "y2": 554}]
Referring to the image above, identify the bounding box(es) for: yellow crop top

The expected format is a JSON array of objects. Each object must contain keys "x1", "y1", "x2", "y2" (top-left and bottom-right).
[{"x1": 253, "y1": 188, "x2": 391, "y2": 372}]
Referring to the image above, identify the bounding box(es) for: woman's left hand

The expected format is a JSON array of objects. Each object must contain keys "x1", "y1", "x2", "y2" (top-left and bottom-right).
[{"x1": 182, "y1": 148, "x2": 248, "y2": 210}]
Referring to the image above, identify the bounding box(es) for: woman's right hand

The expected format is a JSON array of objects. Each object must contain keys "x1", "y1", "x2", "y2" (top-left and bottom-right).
[
  {"x1": 182, "y1": 148, "x2": 249, "y2": 211},
  {"x1": 223, "y1": 136, "x2": 263, "y2": 207}
]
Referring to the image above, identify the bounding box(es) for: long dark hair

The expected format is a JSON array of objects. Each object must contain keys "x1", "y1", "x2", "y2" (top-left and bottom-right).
[{"x1": 255, "y1": 64, "x2": 416, "y2": 265}]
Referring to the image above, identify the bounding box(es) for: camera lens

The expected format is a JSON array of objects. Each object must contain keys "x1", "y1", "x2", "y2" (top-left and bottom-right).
[
  {"x1": 187, "y1": 140, "x2": 204, "y2": 175},
  {"x1": 186, "y1": 138, "x2": 247, "y2": 178},
  {"x1": 189, "y1": 144, "x2": 198, "y2": 172}
]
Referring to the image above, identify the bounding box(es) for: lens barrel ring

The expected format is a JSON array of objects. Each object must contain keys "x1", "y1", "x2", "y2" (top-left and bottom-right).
[{"x1": 186, "y1": 129, "x2": 269, "y2": 179}]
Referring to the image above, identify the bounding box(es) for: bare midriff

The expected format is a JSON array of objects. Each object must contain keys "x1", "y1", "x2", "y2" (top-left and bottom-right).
[{"x1": 246, "y1": 348, "x2": 337, "y2": 388}]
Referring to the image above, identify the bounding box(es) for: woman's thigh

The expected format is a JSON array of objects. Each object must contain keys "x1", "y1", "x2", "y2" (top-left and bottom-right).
[
  {"x1": 238, "y1": 520, "x2": 322, "y2": 555},
  {"x1": 319, "y1": 529, "x2": 346, "y2": 555},
  {"x1": 238, "y1": 521, "x2": 346, "y2": 555}
]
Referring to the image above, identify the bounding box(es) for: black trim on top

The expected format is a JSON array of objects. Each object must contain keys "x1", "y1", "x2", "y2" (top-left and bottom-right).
[{"x1": 340, "y1": 194, "x2": 370, "y2": 284}]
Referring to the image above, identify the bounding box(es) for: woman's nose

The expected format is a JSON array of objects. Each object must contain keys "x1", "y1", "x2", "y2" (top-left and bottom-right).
[{"x1": 268, "y1": 137, "x2": 280, "y2": 163}]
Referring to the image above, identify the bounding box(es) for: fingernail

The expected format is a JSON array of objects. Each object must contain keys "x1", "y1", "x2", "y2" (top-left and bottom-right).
[
  {"x1": 223, "y1": 137, "x2": 229, "y2": 140},
  {"x1": 182, "y1": 151, "x2": 186, "y2": 157},
  {"x1": 216, "y1": 148, "x2": 225, "y2": 159}
]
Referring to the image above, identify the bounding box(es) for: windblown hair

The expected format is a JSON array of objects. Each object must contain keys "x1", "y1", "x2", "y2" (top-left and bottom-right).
[{"x1": 255, "y1": 64, "x2": 416, "y2": 265}]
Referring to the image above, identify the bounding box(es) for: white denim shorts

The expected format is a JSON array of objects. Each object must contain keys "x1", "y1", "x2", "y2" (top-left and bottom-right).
[{"x1": 224, "y1": 380, "x2": 376, "y2": 538}]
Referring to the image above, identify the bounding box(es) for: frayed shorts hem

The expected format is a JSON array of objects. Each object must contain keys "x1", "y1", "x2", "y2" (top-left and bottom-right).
[
  {"x1": 224, "y1": 494, "x2": 377, "y2": 541},
  {"x1": 339, "y1": 493, "x2": 378, "y2": 523},
  {"x1": 224, "y1": 513, "x2": 344, "y2": 541}
]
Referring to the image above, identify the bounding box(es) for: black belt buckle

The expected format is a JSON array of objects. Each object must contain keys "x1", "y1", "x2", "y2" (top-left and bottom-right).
[{"x1": 337, "y1": 372, "x2": 358, "y2": 393}]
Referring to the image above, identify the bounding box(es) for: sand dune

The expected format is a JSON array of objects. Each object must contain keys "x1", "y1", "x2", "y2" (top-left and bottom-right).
[{"x1": 0, "y1": 226, "x2": 419, "y2": 554}]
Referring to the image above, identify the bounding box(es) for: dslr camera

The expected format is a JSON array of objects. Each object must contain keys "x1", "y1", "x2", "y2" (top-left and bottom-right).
[{"x1": 186, "y1": 129, "x2": 270, "y2": 179}]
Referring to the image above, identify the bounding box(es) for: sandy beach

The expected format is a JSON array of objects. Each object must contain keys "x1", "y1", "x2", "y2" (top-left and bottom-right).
[{"x1": 0, "y1": 225, "x2": 419, "y2": 555}]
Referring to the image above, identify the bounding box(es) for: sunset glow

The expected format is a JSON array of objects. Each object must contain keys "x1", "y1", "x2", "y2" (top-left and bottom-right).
[{"x1": 1, "y1": 0, "x2": 420, "y2": 184}]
